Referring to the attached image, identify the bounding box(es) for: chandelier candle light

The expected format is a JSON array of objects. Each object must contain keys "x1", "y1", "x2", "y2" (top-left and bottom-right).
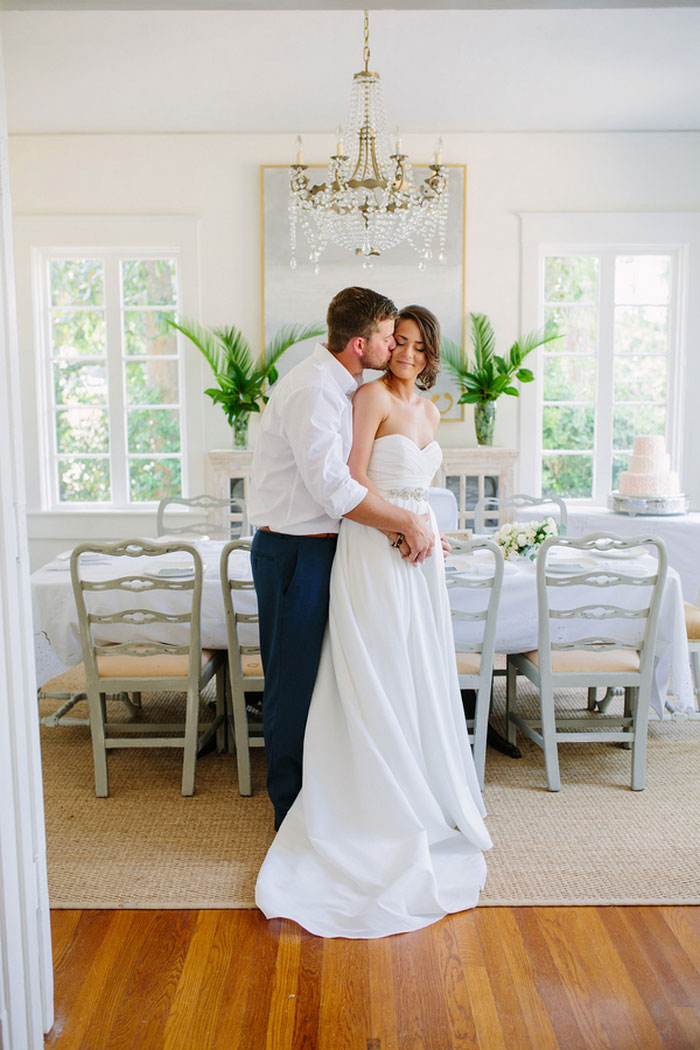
[{"x1": 289, "y1": 10, "x2": 449, "y2": 271}]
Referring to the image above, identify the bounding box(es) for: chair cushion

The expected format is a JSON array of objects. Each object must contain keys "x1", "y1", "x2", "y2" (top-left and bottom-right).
[
  {"x1": 685, "y1": 603, "x2": 700, "y2": 641},
  {"x1": 523, "y1": 648, "x2": 641, "y2": 673},
  {"x1": 456, "y1": 652, "x2": 481, "y2": 675},
  {"x1": 241, "y1": 653, "x2": 264, "y2": 677},
  {"x1": 97, "y1": 647, "x2": 216, "y2": 678}
]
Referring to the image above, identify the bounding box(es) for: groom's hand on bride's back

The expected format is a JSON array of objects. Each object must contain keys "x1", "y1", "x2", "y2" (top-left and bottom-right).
[{"x1": 402, "y1": 514, "x2": 435, "y2": 564}]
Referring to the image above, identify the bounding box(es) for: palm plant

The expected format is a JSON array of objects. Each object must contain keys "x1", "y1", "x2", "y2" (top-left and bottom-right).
[
  {"x1": 168, "y1": 318, "x2": 325, "y2": 446},
  {"x1": 441, "y1": 313, "x2": 561, "y2": 444}
]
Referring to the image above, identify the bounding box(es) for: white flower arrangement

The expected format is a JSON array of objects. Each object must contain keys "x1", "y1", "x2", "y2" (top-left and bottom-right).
[{"x1": 493, "y1": 516, "x2": 559, "y2": 561}]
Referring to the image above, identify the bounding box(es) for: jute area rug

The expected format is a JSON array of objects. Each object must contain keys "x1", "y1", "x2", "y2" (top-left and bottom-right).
[{"x1": 39, "y1": 678, "x2": 700, "y2": 909}]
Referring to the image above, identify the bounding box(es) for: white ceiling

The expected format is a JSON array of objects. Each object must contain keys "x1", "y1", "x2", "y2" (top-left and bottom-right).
[{"x1": 2, "y1": 6, "x2": 700, "y2": 134}]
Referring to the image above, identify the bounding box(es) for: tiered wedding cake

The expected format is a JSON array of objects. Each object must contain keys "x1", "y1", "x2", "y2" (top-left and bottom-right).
[{"x1": 619, "y1": 435, "x2": 681, "y2": 497}]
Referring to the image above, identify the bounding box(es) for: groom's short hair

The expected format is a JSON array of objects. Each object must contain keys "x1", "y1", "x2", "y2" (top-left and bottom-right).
[{"x1": 326, "y1": 287, "x2": 397, "y2": 352}]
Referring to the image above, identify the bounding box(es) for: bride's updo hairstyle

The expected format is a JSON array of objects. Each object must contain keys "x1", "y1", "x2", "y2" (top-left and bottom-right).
[{"x1": 393, "y1": 305, "x2": 441, "y2": 390}]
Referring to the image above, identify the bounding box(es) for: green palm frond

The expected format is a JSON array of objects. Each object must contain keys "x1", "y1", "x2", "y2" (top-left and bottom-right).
[
  {"x1": 168, "y1": 319, "x2": 224, "y2": 375},
  {"x1": 264, "y1": 323, "x2": 325, "y2": 374},
  {"x1": 213, "y1": 326, "x2": 255, "y2": 378},
  {"x1": 469, "y1": 313, "x2": 496, "y2": 371},
  {"x1": 440, "y1": 313, "x2": 562, "y2": 404},
  {"x1": 166, "y1": 315, "x2": 325, "y2": 428}
]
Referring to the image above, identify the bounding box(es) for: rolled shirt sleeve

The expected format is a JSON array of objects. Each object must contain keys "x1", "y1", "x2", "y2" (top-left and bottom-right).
[{"x1": 284, "y1": 385, "x2": 367, "y2": 520}]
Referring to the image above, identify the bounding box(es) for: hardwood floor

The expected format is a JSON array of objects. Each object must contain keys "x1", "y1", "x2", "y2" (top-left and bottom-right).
[{"x1": 47, "y1": 906, "x2": 700, "y2": 1049}]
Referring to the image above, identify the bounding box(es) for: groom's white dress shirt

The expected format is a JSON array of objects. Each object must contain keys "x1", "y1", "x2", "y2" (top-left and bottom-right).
[{"x1": 247, "y1": 343, "x2": 368, "y2": 535}]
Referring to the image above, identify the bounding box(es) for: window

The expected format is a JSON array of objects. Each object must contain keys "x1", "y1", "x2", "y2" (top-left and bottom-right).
[
  {"x1": 518, "y1": 213, "x2": 690, "y2": 505},
  {"x1": 42, "y1": 252, "x2": 183, "y2": 505},
  {"x1": 541, "y1": 252, "x2": 675, "y2": 502}
]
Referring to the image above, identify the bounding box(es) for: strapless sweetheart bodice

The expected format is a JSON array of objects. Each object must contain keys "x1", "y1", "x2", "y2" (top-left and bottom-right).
[{"x1": 367, "y1": 433, "x2": 442, "y2": 503}]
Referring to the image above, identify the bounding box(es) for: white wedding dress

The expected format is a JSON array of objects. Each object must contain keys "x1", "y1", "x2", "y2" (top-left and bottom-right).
[{"x1": 255, "y1": 434, "x2": 492, "y2": 938}]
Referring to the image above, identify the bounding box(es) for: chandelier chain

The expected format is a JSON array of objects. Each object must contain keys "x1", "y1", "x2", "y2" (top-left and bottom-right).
[{"x1": 289, "y1": 9, "x2": 449, "y2": 271}]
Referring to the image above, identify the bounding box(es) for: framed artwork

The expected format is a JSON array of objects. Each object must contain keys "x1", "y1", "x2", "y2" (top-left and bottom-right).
[{"x1": 261, "y1": 164, "x2": 466, "y2": 420}]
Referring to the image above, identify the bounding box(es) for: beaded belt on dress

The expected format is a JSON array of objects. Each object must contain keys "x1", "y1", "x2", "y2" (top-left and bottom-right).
[{"x1": 389, "y1": 487, "x2": 429, "y2": 502}]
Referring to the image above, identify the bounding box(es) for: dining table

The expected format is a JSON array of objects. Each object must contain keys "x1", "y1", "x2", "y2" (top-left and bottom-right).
[{"x1": 32, "y1": 537, "x2": 694, "y2": 722}]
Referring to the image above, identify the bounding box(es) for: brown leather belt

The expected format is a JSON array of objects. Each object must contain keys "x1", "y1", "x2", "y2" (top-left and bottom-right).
[{"x1": 259, "y1": 526, "x2": 338, "y2": 539}]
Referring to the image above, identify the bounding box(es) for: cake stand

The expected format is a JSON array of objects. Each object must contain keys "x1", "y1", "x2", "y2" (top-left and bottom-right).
[{"x1": 608, "y1": 491, "x2": 690, "y2": 516}]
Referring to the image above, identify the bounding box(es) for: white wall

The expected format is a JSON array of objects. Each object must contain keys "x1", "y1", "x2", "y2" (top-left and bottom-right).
[{"x1": 9, "y1": 129, "x2": 700, "y2": 566}]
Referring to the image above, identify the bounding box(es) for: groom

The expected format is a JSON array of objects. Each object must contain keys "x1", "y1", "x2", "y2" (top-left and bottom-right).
[{"x1": 248, "y1": 286, "x2": 435, "y2": 830}]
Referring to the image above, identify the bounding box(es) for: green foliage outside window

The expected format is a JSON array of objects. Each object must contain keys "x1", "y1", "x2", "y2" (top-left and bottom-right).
[
  {"x1": 544, "y1": 256, "x2": 598, "y2": 303},
  {"x1": 542, "y1": 454, "x2": 592, "y2": 499},
  {"x1": 50, "y1": 259, "x2": 104, "y2": 307},
  {"x1": 122, "y1": 259, "x2": 177, "y2": 306},
  {"x1": 49, "y1": 256, "x2": 183, "y2": 504},
  {"x1": 58, "y1": 458, "x2": 111, "y2": 502},
  {"x1": 541, "y1": 253, "x2": 671, "y2": 500},
  {"x1": 129, "y1": 459, "x2": 181, "y2": 503}
]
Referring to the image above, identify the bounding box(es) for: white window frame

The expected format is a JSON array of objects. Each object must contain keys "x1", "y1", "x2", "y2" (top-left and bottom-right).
[
  {"x1": 518, "y1": 213, "x2": 699, "y2": 505},
  {"x1": 14, "y1": 217, "x2": 201, "y2": 514}
]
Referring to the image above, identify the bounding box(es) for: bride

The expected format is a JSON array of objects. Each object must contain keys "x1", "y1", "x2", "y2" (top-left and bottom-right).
[{"x1": 255, "y1": 305, "x2": 492, "y2": 938}]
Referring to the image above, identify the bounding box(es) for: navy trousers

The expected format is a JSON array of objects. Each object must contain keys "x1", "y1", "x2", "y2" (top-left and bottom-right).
[{"x1": 250, "y1": 529, "x2": 337, "y2": 826}]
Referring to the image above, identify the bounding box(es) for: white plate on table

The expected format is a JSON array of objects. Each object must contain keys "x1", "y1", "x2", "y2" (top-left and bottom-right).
[
  {"x1": 55, "y1": 549, "x2": 112, "y2": 564},
  {"x1": 592, "y1": 546, "x2": 645, "y2": 559},
  {"x1": 146, "y1": 565, "x2": 195, "y2": 579},
  {"x1": 545, "y1": 556, "x2": 598, "y2": 574},
  {"x1": 446, "y1": 557, "x2": 517, "y2": 577}
]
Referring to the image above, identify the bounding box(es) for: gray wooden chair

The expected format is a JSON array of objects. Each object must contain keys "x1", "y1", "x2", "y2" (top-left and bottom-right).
[
  {"x1": 506, "y1": 532, "x2": 667, "y2": 791},
  {"x1": 37, "y1": 665, "x2": 138, "y2": 728},
  {"x1": 474, "y1": 493, "x2": 568, "y2": 535},
  {"x1": 156, "y1": 493, "x2": 248, "y2": 540},
  {"x1": 220, "y1": 539, "x2": 265, "y2": 796},
  {"x1": 446, "y1": 538, "x2": 504, "y2": 788},
  {"x1": 70, "y1": 539, "x2": 226, "y2": 797}
]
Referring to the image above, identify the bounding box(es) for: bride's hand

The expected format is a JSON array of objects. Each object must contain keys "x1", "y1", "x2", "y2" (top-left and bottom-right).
[{"x1": 401, "y1": 513, "x2": 434, "y2": 564}]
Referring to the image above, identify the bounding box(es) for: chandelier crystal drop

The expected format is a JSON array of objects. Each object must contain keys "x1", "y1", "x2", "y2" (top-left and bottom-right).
[{"x1": 289, "y1": 10, "x2": 449, "y2": 271}]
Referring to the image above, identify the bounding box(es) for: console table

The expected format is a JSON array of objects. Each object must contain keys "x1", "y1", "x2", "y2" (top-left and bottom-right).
[
  {"x1": 209, "y1": 446, "x2": 519, "y2": 534},
  {"x1": 436, "y1": 448, "x2": 519, "y2": 531}
]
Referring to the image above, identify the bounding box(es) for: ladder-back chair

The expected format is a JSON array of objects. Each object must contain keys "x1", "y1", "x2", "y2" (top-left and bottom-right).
[{"x1": 70, "y1": 539, "x2": 225, "y2": 796}]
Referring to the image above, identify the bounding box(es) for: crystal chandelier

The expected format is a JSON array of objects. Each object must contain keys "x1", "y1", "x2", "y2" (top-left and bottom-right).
[{"x1": 289, "y1": 10, "x2": 449, "y2": 272}]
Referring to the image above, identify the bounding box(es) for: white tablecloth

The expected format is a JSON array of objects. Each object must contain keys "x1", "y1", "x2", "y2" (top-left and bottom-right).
[
  {"x1": 32, "y1": 540, "x2": 693, "y2": 719},
  {"x1": 566, "y1": 506, "x2": 700, "y2": 604}
]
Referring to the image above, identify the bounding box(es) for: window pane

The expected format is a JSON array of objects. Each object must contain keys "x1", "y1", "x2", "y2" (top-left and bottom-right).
[
  {"x1": 50, "y1": 259, "x2": 104, "y2": 307},
  {"x1": 56, "y1": 408, "x2": 110, "y2": 453},
  {"x1": 613, "y1": 355, "x2": 666, "y2": 402},
  {"x1": 123, "y1": 310, "x2": 177, "y2": 356},
  {"x1": 544, "y1": 256, "x2": 598, "y2": 303},
  {"x1": 544, "y1": 305, "x2": 597, "y2": 354},
  {"x1": 129, "y1": 458, "x2": 181, "y2": 502},
  {"x1": 53, "y1": 362, "x2": 108, "y2": 405},
  {"x1": 121, "y1": 260, "x2": 177, "y2": 306},
  {"x1": 127, "y1": 409, "x2": 181, "y2": 454},
  {"x1": 614, "y1": 306, "x2": 668, "y2": 355},
  {"x1": 543, "y1": 355, "x2": 596, "y2": 401},
  {"x1": 542, "y1": 405, "x2": 594, "y2": 451},
  {"x1": 542, "y1": 454, "x2": 592, "y2": 499},
  {"x1": 612, "y1": 405, "x2": 666, "y2": 450},
  {"x1": 58, "y1": 458, "x2": 111, "y2": 502},
  {"x1": 51, "y1": 311, "x2": 106, "y2": 359},
  {"x1": 615, "y1": 255, "x2": 670, "y2": 305},
  {"x1": 125, "y1": 360, "x2": 179, "y2": 405}
]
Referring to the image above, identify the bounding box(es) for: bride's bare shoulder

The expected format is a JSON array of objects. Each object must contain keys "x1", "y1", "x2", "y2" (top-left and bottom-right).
[
  {"x1": 354, "y1": 377, "x2": 392, "y2": 406},
  {"x1": 421, "y1": 393, "x2": 441, "y2": 428}
]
